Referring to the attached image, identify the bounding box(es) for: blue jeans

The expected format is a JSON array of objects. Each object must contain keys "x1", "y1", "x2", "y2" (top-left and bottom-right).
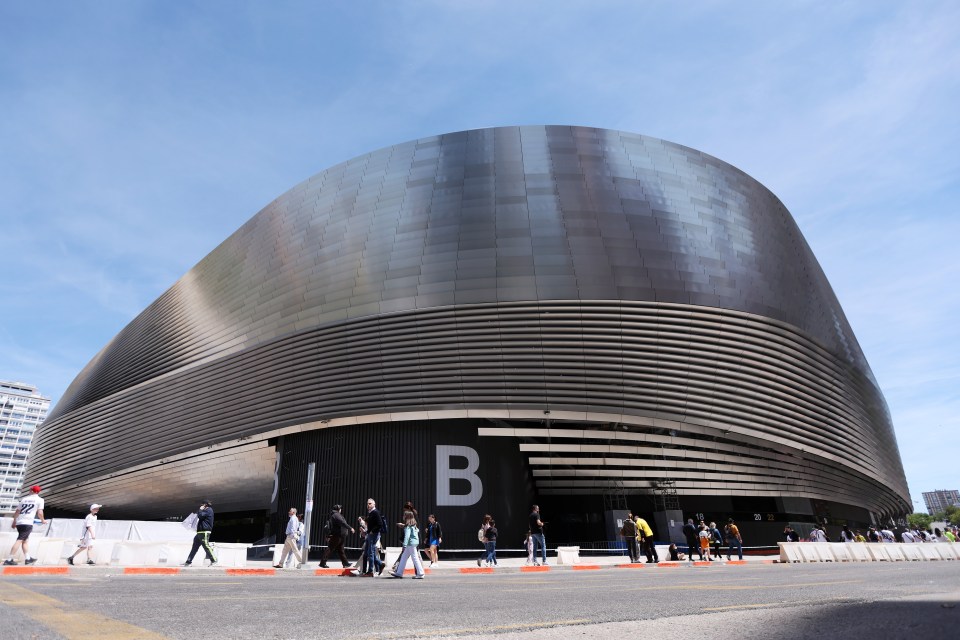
[
  {"x1": 532, "y1": 532, "x2": 546, "y2": 563},
  {"x1": 364, "y1": 532, "x2": 382, "y2": 574},
  {"x1": 727, "y1": 538, "x2": 742, "y2": 560},
  {"x1": 485, "y1": 541, "x2": 497, "y2": 565}
]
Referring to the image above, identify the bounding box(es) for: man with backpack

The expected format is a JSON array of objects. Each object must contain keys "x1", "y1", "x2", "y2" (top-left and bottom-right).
[{"x1": 319, "y1": 504, "x2": 354, "y2": 569}]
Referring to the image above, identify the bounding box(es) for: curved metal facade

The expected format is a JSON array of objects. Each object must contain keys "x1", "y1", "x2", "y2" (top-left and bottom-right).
[{"x1": 26, "y1": 126, "x2": 910, "y2": 520}]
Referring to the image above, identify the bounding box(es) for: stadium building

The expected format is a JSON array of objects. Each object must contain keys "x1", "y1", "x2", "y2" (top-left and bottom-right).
[{"x1": 25, "y1": 126, "x2": 911, "y2": 546}]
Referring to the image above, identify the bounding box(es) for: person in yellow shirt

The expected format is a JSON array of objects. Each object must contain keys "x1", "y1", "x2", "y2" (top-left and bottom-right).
[{"x1": 634, "y1": 514, "x2": 658, "y2": 563}]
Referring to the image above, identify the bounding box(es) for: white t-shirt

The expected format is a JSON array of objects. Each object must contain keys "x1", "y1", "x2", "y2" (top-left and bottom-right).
[
  {"x1": 82, "y1": 513, "x2": 98, "y2": 539},
  {"x1": 14, "y1": 495, "x2": 44, "y2": 526}
]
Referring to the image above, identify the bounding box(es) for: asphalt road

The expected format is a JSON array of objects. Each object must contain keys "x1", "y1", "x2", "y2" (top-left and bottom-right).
[{"x1": 2, "y1": 562, "x2": 958, "y2": 639}]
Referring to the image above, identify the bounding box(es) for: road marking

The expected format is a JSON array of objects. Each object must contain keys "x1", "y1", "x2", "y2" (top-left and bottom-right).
[
  {"x1": 704, "y1": 596, "x2": 857, "y2": 612},
  {"x1": 369, "y1": 618, "x2": 592, "y2": 638},
  {"x1": 703, "y1": 602, "x2": 784, "y2": 611},
  {"x1": 0, "y1": 581, "x2": 168, "y2": 639}
]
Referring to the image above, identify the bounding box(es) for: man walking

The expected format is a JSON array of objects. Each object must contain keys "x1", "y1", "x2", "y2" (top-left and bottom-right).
[
  {"x1": 621, "y1": 512, "x2": 639, "y2": 563},
  {"x1": 529, "y1": 505, "x2": 547, "y2": 566},
  {"x1": 275, "y1": 507, "x2": 302, "y2": 568},
  {"x1": 319, "y1": 504, "x2": 354, "y2": 568},
  {"x1": 635, "y1": 514, "x2": 658, "y2": 563},
  {"x1": 4, "y1": 485, "x2": 45, "y2": 565},
  {"x1": 67, "y1": 504, "x2": 102, "y2": 565},
  {"x1": 682, "y1": 518, "x2": 702, "y2": 561},
  {"x1": 183, "y1": 500, "x2": 217, "y2": 566},
  {"x1": 363, "y1": 498, "x2": 386, "y2": 576},
  {"x1": 725, "y1": 518, "x2": 743, "y2": 560}
]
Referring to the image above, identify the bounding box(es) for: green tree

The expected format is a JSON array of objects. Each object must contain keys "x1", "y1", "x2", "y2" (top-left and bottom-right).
[
  {"x1": 938, "y1": 505, "x2": 960, "y2": 525},
  {"x1": 907, "y1": 512, "x2": 934, "y2": 530}
]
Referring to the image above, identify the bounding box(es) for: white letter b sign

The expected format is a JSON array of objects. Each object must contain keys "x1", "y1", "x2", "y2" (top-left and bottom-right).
[{"x1": 436, "y1": 445, "x2": 483, "y2": 506}]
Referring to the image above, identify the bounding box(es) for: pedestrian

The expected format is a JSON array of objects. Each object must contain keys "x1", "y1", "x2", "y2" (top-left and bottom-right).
[
  {"x1": 319, "y1": 504, "x2": 355, "y2": 569},
  {"x1": 784, "y1": 526, "x2": 801, "y2": 542},
  {"x1": 867, "y1": 527, "x2": 880, "y2": 542},
  {"x1": 698, "y1": 523, "x2": 713, "y2": 561},
  {"x1": 524, "y1": 530, "x2": 534, "y2": 565},
  {"x1": 484, "y1": 519, "x2": 499, "y2": 567},
  {"x1": 668, "y1": 543, "x2": 684, "y2": 561},
  {"x1": 901, "y1": 528, "x2": 919, "y2": 543},
  {"x1": 350, "y1": 515, "x2": 369, "y2": 575},
  {"x1": 183, "y1": 499, "x2": 217, "y2": 567},
  {"x1": 725, "y1": 518, "x2": 743, "y2": 560},
  {"x1": 854, "y1": 530, "x2": 867, "y2": 542},
  {"x1": 529, "y1": 505, "x2": 547, "y2": 566},
  {"x1": 4, "y1": 485, "x2": 45, "y2": 566},
  {"x1": 362, "y1": 498, "x2": 386, "y2": 576},
  {"x1": 809, "y1": 526, "x2": 829, "y2": 542},
  {"x1": 621, "y1": 512, "x2": 639, "y2": 563},
  {"x1": 275, "y1": 507, "x2": 302, "y2": 568},
  {"x1": 879, "y1": 528, "x2": 896, "y2": 543},
  {"x1": 425, "y1": 514, "x2": 442, "y2": 567},
  {"x1": 387, "y1": 511, "x2": 424, "y2": 579},
  {"x1": 635, "y1": 514, "x2": 658, "y2": 563},
  {"x1": 682, "y1": 518, "x2": 702, "y2": 561},
  {"x1": 709, "y1": 521, "x2": 723, "y2": 559},
  {"x1": 840, "y1": 525, "x2": 855, "y2": 542},
  {"x1": 67, "y1": 504, "x2": 102, "y2": 566},
  {"x1": 476, "y1": 514, "x2": 492, "y2": 567}
]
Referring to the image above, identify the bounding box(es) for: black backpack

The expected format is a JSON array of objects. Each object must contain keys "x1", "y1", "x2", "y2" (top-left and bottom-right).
[{"x1": 322, "y1": 516, "x2": 332, "y2": 538}]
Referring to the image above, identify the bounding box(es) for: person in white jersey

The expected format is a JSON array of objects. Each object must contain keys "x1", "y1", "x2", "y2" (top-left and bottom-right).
[
  {"x1": 4, "y1": 485, "x2": 46, "y2": 565},
  {"x1": 67, "y1": 504, "x2": 102, "y2": 565}
]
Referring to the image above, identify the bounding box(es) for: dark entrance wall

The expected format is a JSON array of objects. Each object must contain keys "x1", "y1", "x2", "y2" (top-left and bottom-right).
[{"x1": 274, "y1": 420, "x2": 536, "y2": 550}]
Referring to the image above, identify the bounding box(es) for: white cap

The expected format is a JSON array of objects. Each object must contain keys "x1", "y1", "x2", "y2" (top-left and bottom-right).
[{"x1": 90, "y1": 503, "x2": 102, "y2": 510}]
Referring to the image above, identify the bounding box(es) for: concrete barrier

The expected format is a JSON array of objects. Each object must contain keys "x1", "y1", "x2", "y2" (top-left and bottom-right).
[
  {"x1": 779, "y1": 541, "x2": 957, "y2": 563},
  {"x1": 556, "y1": 546, "x2": 580, "y2": 565},
  {"x1": 112, "y1": 541, "x2": 166, "y2": 566},
  {"x1": 214, "y1": 543, "x2": 250, "y2": 568}
]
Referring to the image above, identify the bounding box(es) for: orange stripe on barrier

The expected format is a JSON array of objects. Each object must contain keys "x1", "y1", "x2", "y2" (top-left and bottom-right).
[
  {"x1": 459, "y1": 567, "x2": 495, "y2": 574},
  {"x1": 123, "y1": 567, "x2": 180, "y2": 575},
  {"x1": 572, "y1": 564, "x2": 601, "y2": 570},
  {"x1": 762, "y1": 560, "x2": 778, "y2": 564},
  {"x1": 520, "y1": 565, "x2": 550, "y2": 573},
  {"x1": 225, "y1": 568, "x2": 276, "y2": 576},
  {"x1": 2, "y1": 566, "x2": 69, "y2": 575},
  {"x1": 726, "y1": 560, "x2": 748, "y2": 565},
  {"x1": 314, "y1": 568, "x2": 352, "y2": 576},
  {"x1": 615, "y1": 563, "x2": 648, "y2": 568},
  {"x1": 692, "y1": 561, "x2": 714, "y2": 566},
  {"x1": 657, "y1": 562, "x2": 681, "y2": 568}
]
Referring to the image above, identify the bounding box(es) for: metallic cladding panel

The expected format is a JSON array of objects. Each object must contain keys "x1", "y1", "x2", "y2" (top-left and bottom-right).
[{"x1": 26, "y1": 126, "x2": 910, "y2": 518}]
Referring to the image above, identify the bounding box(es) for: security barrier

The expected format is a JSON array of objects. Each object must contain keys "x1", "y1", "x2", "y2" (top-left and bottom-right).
[{"x1": 779, "y1": 542, "x2": 957, "y2": 563}]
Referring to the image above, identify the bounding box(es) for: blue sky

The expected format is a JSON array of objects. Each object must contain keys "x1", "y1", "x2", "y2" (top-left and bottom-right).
[{"x1": 1, "y1": 1, "x2": 957, "y2": 510}]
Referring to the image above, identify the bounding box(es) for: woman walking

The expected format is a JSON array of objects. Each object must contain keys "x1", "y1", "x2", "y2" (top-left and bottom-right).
[
  {"x1": 483, "y1": 519, "x2": 498, "y2": 567},
  {"x1": 476, "y1": 514, "x2": 492, "y2": 567},
  {"x1": 425, "y1": 514, "x2": 442, "y2": 567},
  {"x1": 388, "y1": 512, "x2": 424, "y2": 579}
]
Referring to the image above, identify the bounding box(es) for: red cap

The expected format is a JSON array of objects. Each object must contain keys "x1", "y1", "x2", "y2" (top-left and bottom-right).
[{"x1": 30, "y1": 485, "x2": 41, "y2": 493}]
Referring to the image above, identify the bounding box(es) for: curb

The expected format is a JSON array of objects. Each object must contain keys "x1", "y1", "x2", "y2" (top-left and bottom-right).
[
  {"x1": 124, "y1": 567, "x2": 180, "y2": 575},
  {"x1": 226, "y1": 568, "x2": 276, "y2": 576},
  {"x1": 520, "y1": 565, "x2": 550, "y2": 573},
  {"x1": 0, "y1": 559, "x2": 780, "y2": 577},
  {"x1": 2, "y1": 566, "x2": 69, "y2": 575}
]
